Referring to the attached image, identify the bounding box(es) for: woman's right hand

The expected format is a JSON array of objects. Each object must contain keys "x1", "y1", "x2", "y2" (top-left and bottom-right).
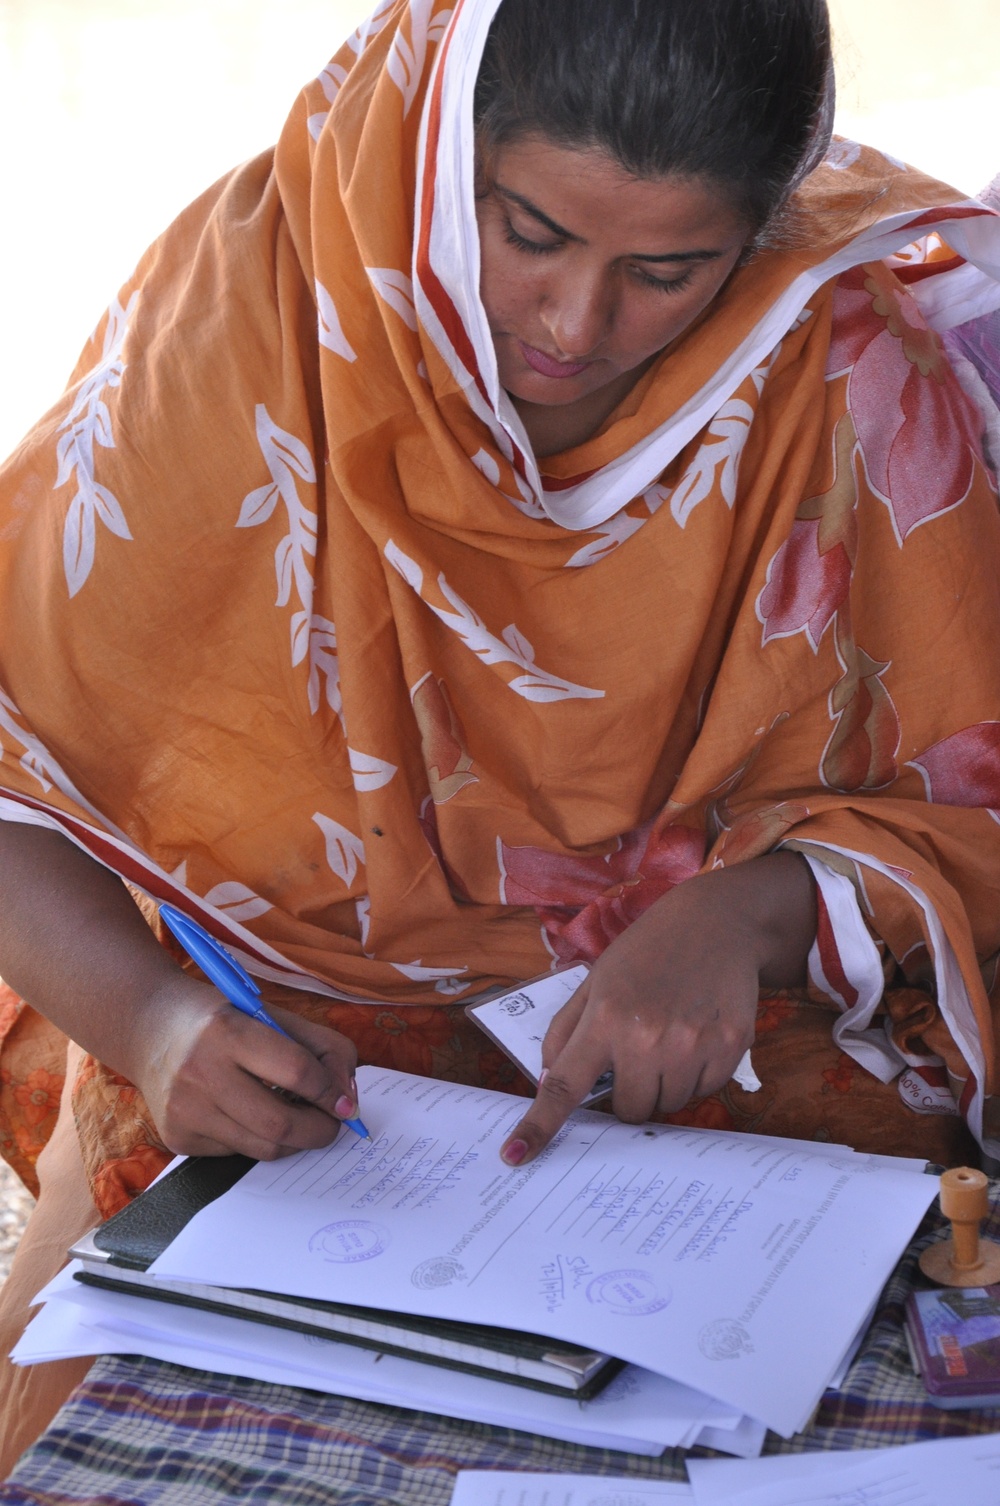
[
  {"x1": 133, "y1": 982, "x2": 360, "y2": 1160},
  {"x1": 0, "y1": 821, "x2": 359, "y2": 1163}
]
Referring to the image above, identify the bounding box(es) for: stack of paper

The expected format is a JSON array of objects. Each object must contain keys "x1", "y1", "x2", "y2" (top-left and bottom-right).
[
  {"x1": 686, "y1": 1436, "x2": 1000, "y2": 1502},
  {"x1": 15, "y1": 1065, "x2": 934, "y2": 1453},
  {"x1": 17, "y1": 1266, "x2": 763, "y2": 1456},
  {"x1": 451, "y1": 1435, "x2": 1000, "y2": 1503}
]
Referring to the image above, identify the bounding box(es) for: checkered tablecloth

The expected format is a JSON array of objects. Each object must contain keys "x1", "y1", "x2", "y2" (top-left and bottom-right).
[{"x1": 2, "y1": 1183, "x2": 999, "y2": 1505}]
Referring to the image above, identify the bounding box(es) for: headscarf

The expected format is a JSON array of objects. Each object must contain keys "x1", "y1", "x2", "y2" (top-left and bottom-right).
[{"x1": 1, "y1": 0, "x2": 1000, "y2": 1201}]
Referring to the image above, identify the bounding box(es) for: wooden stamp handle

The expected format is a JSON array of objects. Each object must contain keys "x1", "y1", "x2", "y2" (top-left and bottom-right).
[
  {"x1": 940, "y1": 1167, "x2": 988, "y2": 1269},
  {"x1": 919, "y1": 1165, "x2": 1000, "y2": 1287}
]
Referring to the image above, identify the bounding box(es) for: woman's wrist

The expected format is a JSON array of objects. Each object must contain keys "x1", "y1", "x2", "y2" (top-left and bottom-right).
[{"x1": 665, "y1": 850, "x2": 817, "y2": 991}]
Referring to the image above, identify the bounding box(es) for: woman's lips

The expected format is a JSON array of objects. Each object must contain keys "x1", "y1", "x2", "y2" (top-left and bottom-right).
[{"x1": 518, "y1": 340, "x2": 592, "y2": 379}]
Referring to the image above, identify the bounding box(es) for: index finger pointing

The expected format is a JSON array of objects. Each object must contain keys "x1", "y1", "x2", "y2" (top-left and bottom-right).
[{"x1": 500, "y1": 1028, "x2": 610, "y2": 1167}]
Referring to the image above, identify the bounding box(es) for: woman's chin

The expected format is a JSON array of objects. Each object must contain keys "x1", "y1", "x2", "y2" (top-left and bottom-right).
[{"x1": 500, "y1": 363, "x2": 607, "y2": 411}]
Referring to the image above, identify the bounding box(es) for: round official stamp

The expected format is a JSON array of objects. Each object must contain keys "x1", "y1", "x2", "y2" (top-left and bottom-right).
[
  {"x1": 308, "y1": 1220, "x2": 388, "y2": 1264},
  {"x1": 585, "y1": 1269, "x2": 669, "y2": 1317},
  {"x1": 698, "y1": 1318, "x2": 754, "y2": 1360},
  {"x1": 499, "y1": 992, "x2": 533, "y2": 1016},
  {"x1": 411, "y1": 1256, "x2": 467, "y2": 1289}
]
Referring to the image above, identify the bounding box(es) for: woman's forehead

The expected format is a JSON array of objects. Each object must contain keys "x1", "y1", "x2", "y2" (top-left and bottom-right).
[{"x1": 480, "y1": 135, "x2": 750, "y2": 253}]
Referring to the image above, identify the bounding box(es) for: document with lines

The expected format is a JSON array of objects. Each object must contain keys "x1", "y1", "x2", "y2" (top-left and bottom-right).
[
  {"x1": 686, "y1": 1432, "x2": 1000, "y2": 1504},
  {"x1": 150, "y1": 1066, "x2": 936, "y2": 1436}
]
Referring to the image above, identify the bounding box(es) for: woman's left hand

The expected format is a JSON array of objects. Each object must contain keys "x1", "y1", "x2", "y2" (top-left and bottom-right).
[{"x1": 500, "y1": 851, "x2": 817, "y2": 1166}]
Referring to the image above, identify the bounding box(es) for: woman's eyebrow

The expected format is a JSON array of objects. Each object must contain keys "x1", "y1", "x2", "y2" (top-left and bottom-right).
[{"x1": 494, "y1": 181, "x2": 723, "y2": 263}]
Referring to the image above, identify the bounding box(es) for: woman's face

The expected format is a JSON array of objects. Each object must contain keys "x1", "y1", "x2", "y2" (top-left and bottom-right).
[{"x1": 476, "y1": 136, "x2": 751, "y2": 443}]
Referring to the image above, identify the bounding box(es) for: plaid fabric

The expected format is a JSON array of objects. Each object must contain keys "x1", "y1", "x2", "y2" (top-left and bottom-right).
[{"x1": 2, "y1": 1184, "x2": 999, "y2": 1505}]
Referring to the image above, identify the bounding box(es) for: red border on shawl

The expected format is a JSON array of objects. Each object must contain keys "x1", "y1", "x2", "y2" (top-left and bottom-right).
[
  {"x1": 814, "y1": 888, "x2": 860, "y2": 1011},
  {"x1": 414, "y1": 1, "x2": 602, "y2": 496},
  {"x1": 0, "y1": 786, "x2": 310, "y2": 979}
]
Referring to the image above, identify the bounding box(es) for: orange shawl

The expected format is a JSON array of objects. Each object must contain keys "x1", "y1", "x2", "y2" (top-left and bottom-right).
[{"x1": 1, "y1": 0, "x2": 1000, "y2": 1203}]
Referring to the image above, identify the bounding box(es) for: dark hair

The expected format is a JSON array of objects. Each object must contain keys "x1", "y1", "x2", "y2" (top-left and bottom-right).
[{"x1": 473, "y1": 0, "x2": 835, "y2": 242}]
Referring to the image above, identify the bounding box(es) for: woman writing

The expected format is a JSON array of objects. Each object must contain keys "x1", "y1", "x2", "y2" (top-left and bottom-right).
[{"x1": 0, "y1": 0, "x2": 998, "y2": 1467}]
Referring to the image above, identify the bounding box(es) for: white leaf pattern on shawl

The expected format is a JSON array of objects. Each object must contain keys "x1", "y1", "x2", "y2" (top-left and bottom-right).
[
  {"x1": 387, "y1": 0, "x2": 453, "y2": 118},
  {"x1": 313, "y1": 812, "x2": 366, "y2": 888},
  {"x1": 385, "y1": 539, "x2": 424, "y2": 593},
  {"x1": 306, "y1": 615, "x2": 343, "y2": 719},
  {"x1": 390, "y1": 959, "x2": 468, "y2": 981},
  {"x1": 307, "y1": 62, "x2": 350, "y2": 142},
  {"x1": 0, "y1": 683, "x2": 131, "y2": 837},
  {"x1": 564, "y1": 480, "x2": 675, "y2": 569},
  {"x1": 63, "y1": 499, "x2": 96, "y2": 595},
  {"x1": 347, "y1": 0, "x2": 397, "y2": 55},
  {"x1": 504, "y1": 470, "x2": 547, "y2": 520},
  {"x1": 318, "y1": 61, "x2": 349, "y2": 101},
  {"x1": 433, "y1": 976, "x2": 470, "y2": 996},
  {"x1": 237, "y1": 483, "x2": 280, "y2": 528},
  {"x1": 670, "y1": 397, "x2": 754, "y2": 528},
  {"x1": 348, "y1": 747, "x2": 398, "y2": 791},
  {"x1": 290, "y1": 610, "x2": 310, "y2": 667},
  {"x1": 202, "y1": 880, "x2": 273, "y2": 922},
  {"x1": 500, "y1": 623, "x2": 534, "y2": 661},
  {"x1": 316, "y1": 280, "x2": 357, "y2": 362},
  {"x1": 565, "y1": 507, "x2": 648, "y2": 568},
  {"x1": 385, "y1": 540, "x2": 603, "y2": 702},
  {"x1": 0, "y1": 688, "x2": 56, "y2": 793},
  {"x1": 16, "y1": 752, "x2": 52, "y2": 793},
  {"x1": 473, "y1": 446, "x2": 544, "y2": 520},
  {"x1": 355, "y1": 895, "x2": 372, "y2": 951},
  {"x1": 238, "y1": 407, "x2": 338, "y2": 720},
  {"x1": 56, "y1": 293, "x2": 138, "y2": 596},
  {"x1": 471, "y1": 448, "x2": 500, "y2": 485},
  {"x1": 367, "y1": 268, "x2": 419, "y2": 331},
  {"x1": 275, "y1": 536, "x2": 296, "y2": 607}
]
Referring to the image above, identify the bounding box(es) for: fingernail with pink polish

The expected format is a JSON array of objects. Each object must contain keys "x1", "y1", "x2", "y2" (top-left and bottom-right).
[
  {"x1": 502, "y1": 1138, "x2": 528, "y2": 1166},
  {"x1": 538, "y1": 1068, "x2": 549, "y2": 1088},
  {"x1": 335, "y1": 1094, "x2": 356, "y2": 1118}
]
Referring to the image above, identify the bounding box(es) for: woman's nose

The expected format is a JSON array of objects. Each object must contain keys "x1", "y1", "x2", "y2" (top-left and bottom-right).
[{"x1": 540, "y1": 271, "x2": 612, "y2": 359}]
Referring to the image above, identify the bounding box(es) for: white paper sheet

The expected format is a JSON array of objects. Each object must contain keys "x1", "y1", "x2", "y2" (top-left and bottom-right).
[
  {"x1": 468, "y1": 969, "x2": 760, "y2": 1097},
  {"x1": 825, "y1": 1299, "x2": 876, "y2": 1392},
  {"x1": 450, "y1": 1472, "x2": 693, "y2": 1504},
  {"x1": 15, "y1": 1267, "x2": 752, "y2": 1456},
  {"x1": 687, "y1": 1414, "x2": 766, "y2": 1460},
  {"x1": 148, "y1": 1067, "x2": 935, "y2": 1436},
  {"x1": 467, "y1": 968, "x2": 614, "y2": 1105},
  {"x1": 686, "y1": 1434, "x2": 1000, "y2": 1503}
]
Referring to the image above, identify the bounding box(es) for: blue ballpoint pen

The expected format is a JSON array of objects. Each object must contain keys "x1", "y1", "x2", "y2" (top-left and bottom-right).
[{"x1": 158, "y1": 901, "x2": 372, "y2": 1142}]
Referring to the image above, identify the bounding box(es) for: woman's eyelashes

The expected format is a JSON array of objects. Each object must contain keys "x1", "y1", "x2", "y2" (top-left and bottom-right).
[
  {"x1": 633, "y1": 266, "x2": 696, "y2": 295},
  {"x1": 502, "y1": 220, "x2": 559, "y2": 256},
  {"x1": 501, "y1": 219, "x2": 697, "y2": 296}
]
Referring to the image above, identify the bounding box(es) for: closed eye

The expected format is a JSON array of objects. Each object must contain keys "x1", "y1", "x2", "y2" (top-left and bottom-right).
[
  {"x1": 503, "y1": 220, "x2": 561, "y2": 256},
  {"x1": 503, "y1": 219, "x2": 699, "y2": 297},
  {"x1": 632, "y1": 266, "x2": 696, "y2": 295}
]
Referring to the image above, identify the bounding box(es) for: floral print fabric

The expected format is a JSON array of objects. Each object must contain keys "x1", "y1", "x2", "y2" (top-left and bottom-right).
[{"x1": 0, "y1": 0, "x2": 998, "y2": 1209}]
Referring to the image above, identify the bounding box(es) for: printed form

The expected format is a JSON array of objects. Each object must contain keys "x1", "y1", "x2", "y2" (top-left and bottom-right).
[
  {"x1": 150, "y1": 1067, "x2": 936, "y2": 1436},
  {"x1": 449, "y1": 1435, "x2": 1000, "y2": 1506},
  {"x1": 686, "y1": 1433, "x2": 1000, "y2": 1504},
  {"x1": 450, "y1": 1473, "x2": 693, "y2": 1504}
]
